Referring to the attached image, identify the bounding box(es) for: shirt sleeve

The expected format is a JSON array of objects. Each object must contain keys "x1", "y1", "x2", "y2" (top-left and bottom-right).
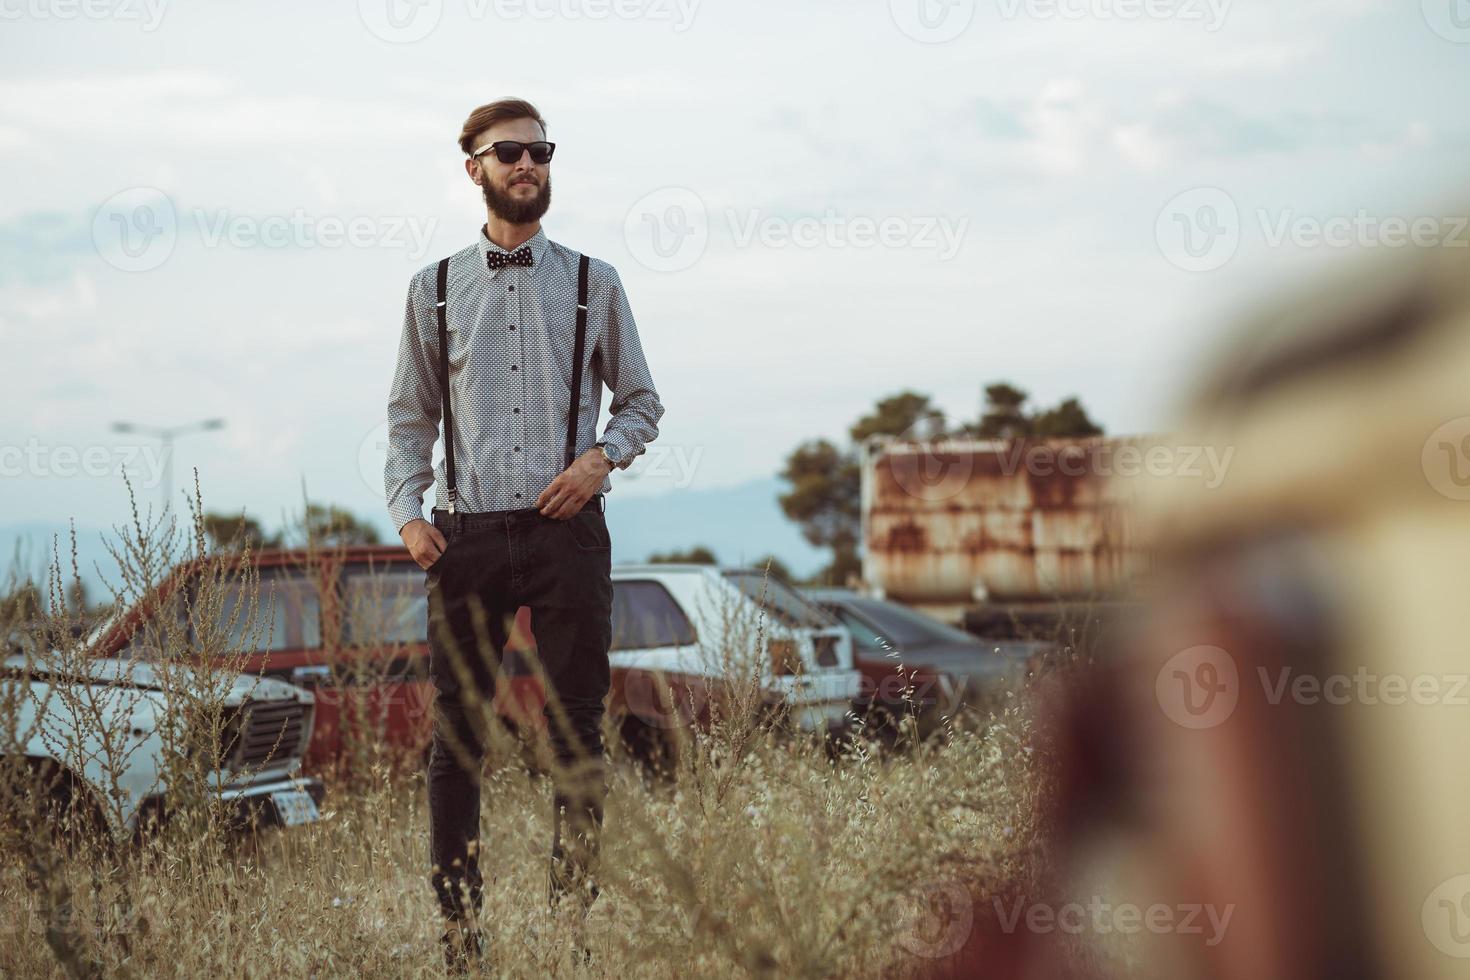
[
  {"x1": 596, "y1": 265, "x2": 664, "y2": 469},
  {"x1": 384, "y1": 269, "x2": 440, "y2": 532}
]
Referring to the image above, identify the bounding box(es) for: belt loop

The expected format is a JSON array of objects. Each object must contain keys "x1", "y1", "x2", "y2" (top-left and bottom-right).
[{"x1": 597, "y1": 493, "x2": 605, "y2": 515}]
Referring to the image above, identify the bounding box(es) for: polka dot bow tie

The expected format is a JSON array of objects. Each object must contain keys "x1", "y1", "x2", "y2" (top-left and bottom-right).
[{"x1": 486, "y1": 246, "x2": 534, "y2": 270}]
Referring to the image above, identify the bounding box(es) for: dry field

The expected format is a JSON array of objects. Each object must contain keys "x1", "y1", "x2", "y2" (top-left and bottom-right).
[{"x1": 0, "y1": 484, "x2": 1050, "y2": 978}]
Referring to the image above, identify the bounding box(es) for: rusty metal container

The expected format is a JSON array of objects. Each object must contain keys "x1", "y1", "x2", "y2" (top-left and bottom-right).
[{"x1": 860, "y1": 436, "x2": 1149, "y2": 607}]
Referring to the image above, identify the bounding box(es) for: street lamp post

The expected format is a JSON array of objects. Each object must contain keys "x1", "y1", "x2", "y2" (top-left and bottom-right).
[{"x1": 111, "y1": 418, "x2": 226, "y2": 515}]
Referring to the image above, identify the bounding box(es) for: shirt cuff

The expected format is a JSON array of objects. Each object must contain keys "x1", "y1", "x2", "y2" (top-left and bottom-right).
[{"x1": 389, "y1": 497, "x2": 427, "y2": 534}]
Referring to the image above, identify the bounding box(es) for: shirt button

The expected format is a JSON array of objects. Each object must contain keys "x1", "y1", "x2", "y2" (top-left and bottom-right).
[
  {"x1": 508, "y1": 285, "x2": 514, "y2": 291},
  {"x1": 511, "y1": 365, "x2": 518, "y2": 371},
  {"x1": 514, "y1": 493, "x2": 522, "y2": 499},
  {"x1": 513, "y1": 407, "x2": 520, "y2": 414},
  {"x1": 513, "y1": 446, "x2": 520, "y2": 451},
  {"x1": 509, "y1": 324, "x2": 515, "y2": 330}
]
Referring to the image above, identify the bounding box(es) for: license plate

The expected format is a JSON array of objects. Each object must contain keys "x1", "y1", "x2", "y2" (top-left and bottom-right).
[{"x1": 271, "y1": 789, "x2": 320, "y2": 826}]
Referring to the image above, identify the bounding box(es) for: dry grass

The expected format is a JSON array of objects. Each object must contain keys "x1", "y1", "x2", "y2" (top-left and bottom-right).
[{"x1": 0, "y1": 476, "x2": 1048, "y2": 979}]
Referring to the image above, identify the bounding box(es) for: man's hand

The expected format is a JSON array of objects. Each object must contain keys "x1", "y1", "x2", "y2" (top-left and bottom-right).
[
  {"x1": 401, "y1": 518, "x2": 449, "y2": 570},
  {"x1": 536, "y1": 448, "x2": 614, "y2": 519}
]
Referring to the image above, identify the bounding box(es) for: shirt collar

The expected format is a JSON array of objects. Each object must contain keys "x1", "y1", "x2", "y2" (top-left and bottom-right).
[{"x1": 477, "y1": 224, "x2": 548, "y2": 271}]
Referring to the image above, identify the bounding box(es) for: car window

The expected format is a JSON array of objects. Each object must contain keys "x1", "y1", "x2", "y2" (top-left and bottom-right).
[
  {"x1": 851, "y1": 598, "x2": 977, "y2": 646},
  {"x1": 612, "y1": 580, "x2": 697, "y2": 650},
  {"x1": 115, "y1": 590, "x2": 187, "y2": 659},
  {"x1": 832, "y1": 607, "x2": 889, "y2": 652},
  {"x1": 340, "y1": 563, "x2": 426, "y2": 647},
  {"x1": 207, "y1": 566, "x2": 322, "y2": 653},
  {"x1": 721, "y1": 571, "x2": 837, "y2": 629}
]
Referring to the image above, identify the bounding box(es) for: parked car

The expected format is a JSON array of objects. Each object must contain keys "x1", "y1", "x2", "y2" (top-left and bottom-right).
[
  {"x1": 1, "y1": 651, "x2": 324, "y2": 838},
  {"x1": 88, "y1": 546, "x2": 546, "y2": 772},
  {"x1": 608, "y1": 565, "x2": 861, "y2": 745},
  {"x1": 805, "y1": 588, "x2": 1048, "y2": 732},
  {"x1": 91, "y1": 551, "x2": 861, "y2": 772}
]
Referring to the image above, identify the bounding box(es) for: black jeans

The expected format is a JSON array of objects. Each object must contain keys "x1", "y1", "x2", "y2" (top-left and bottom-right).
[{"x1": 423, "y1": 497, "x2": 613, "y2": 922}]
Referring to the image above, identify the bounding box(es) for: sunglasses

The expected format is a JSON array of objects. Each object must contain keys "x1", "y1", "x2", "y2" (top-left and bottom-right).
[{"x1": 470, "y1": 140, "x2": 556, "y2": 165}]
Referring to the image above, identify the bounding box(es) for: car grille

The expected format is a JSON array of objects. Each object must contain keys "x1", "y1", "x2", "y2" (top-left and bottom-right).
[
  {"x1": 812, "y1": 635, "x2": 840, "y2": 668},
  {"x1": 222, "y1": 699, "x2": 309, "y2": 770}
]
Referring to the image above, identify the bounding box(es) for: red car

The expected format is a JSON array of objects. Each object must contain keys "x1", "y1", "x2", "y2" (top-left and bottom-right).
[{"x1": 91, "y1": 545, "x2": 548, "y2": 772}]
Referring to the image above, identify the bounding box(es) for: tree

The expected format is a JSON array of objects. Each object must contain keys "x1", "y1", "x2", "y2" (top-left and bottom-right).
[
  {"x1": 850, "y1": 391, "x2": 946, "y2": 443},
  {"x1": 749, "y1": 554, "x2": 797, "y2": 586},
  {"x1": 648, "y1": 546, "x2": 718, "y2": 565},
  {"x1": 969, "y1": 383, "x2": 1105, "y2": 439},
  {"x1": 975, "y1": 383, "x2": 1031, "y2": 438},
  {"x1": 1032, "y1": 396, "x2": 1103, "y2": 437},
  {"x1": 777, "y1": 438, "x2": 861, "y2": 586},
  {"x1": 202, "y1": 510, "x2": 282, "y2": 553},
  {"x1": 294, "y1": 504, "x2": 381, "y2": 549}
]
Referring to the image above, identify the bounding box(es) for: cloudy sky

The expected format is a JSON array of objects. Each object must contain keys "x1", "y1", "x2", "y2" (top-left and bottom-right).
[{"x1": 2, "y1": 0, "x2": 1468, "y2": 570}]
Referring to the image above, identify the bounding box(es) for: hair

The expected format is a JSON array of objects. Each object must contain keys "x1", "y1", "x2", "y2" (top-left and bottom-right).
[{"x1": 458, "y1": 98, "x2": 548, "y2": 156}]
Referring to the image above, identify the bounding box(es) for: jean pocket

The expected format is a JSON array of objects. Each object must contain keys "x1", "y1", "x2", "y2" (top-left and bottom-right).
[
  {"x1": 425, "y1": 534, "x2": 455, "y2": 575},
  {"x1": 563, "y1": 510, "x2": 611, "y2": 551}
]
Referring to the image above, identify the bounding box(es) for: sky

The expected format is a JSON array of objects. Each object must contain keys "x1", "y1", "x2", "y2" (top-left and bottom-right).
[{"x1": 2, "y1": 0, "x2": 1468, "y2": 577}]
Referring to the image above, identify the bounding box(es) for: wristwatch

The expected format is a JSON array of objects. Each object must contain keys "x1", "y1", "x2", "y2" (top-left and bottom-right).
[{"x1": 594, "y1": 441, "x2": 620, "y2": 468}]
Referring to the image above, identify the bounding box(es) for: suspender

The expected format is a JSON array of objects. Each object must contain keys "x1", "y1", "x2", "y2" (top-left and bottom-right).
[
  {"x1": 434, "y1": 251, "x2": 591, "y2": 518},
  {"x1": 566, "y1": 254, "x2": 590, "y2": 471},
  {"x1": 434, "y1": 258, "x2": 457, "y2": 516}
]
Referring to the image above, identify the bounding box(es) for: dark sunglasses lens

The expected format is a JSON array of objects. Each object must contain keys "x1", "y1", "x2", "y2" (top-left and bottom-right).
[
  {"x1": 528, "y1": 142, "x2": 554, "y2": 164},
  {"x1": 493, "y1": 142, "x2": 525, "y2": 164}
]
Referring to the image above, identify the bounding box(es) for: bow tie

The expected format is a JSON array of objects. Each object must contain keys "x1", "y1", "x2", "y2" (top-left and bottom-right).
[{"x1": 486, "y1": 246, "x2": 534, "y2": 270}]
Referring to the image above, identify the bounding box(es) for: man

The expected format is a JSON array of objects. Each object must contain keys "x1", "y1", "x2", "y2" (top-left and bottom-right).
[{"x1": 383, "y1": 97, "x2": 664, "y2": 967}]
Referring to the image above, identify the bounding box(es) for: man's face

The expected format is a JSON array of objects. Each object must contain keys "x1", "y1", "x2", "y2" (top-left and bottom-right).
[{"x1": 466, "y1": 116, "x2": 551, "y2": 225}]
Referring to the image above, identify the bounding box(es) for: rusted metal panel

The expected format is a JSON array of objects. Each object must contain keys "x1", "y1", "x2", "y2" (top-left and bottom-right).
[{"x1": 861, "y1": 437, "x2": 1148, "y2": 602}]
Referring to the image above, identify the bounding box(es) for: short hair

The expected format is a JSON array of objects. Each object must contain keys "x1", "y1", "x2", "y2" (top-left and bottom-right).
[{"x1": 458, "y1": 98, "x2": 547, "y2": 156}]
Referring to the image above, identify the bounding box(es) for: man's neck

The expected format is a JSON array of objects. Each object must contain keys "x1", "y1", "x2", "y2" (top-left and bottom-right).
[{"x1": 483, "y1": 216, "x2": 540, "y2": 251}]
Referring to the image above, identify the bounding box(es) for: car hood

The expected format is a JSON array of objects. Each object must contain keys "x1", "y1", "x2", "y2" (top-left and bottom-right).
[{"x1": 3, "y1": 654, "x2": 309, "y2": 705}]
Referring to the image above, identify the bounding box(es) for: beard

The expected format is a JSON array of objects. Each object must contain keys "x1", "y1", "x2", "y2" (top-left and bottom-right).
[{"x1": 482, "y1": 174, "x2": 551, "y2": 224}]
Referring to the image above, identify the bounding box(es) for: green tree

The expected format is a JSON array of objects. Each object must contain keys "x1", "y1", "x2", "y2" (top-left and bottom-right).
[
  {"x1": 975, "y1": 382, "x2": 1032, "y2": 438},
  {"x1": 294, "y1": 504, "x2": 381, "y2": 549},
  {"x1": 749, "y1": 554, "x2": 797, "y2": 586},
  {"x1": 202, "y1": 510, "x2": 282, "y2": 552},
  {"x1": 777, "y1": 438, "x2": 861, "y2": 586},
  {"x1": 648, "y1": 545, "x2": 718, "y2": 565},
  {"x1": 850, "y1": 391, "x2": 946, "y2": 443},
  {"x1": 1032, "y1": 396, "x2": 1104, "y2": 437},
  {"x1": 970, "y1": 383, "x2": 1105, "y2": 439}
]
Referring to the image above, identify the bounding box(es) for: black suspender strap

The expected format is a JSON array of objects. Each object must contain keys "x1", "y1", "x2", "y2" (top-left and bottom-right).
[
  {"x1": 434, "y1": 257, "x2": 459, "y2": 518},
  {"x1": 564, "y1": 253, "x2": 590, "y2": 471},
  {"x1": 435, "y1": 250, "x2": 588, "y2": 522}
]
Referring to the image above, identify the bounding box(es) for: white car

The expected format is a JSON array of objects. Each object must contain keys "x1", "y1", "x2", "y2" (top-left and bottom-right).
[
  {"x1": 1, "y1": 652, "x2": 324, "y2": 839},
  {"x1": 607, "y1": 565, "x2": 861, "y2": 735}
]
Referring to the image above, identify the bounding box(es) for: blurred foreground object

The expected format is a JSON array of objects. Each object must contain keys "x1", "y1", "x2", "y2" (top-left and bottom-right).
[
  {"x1": 1051, "y1": 235, "x2": 1470, "y2": 980},
  {"x1": 914, "y1": 233, "x2": 1470, "y2": 980}
]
